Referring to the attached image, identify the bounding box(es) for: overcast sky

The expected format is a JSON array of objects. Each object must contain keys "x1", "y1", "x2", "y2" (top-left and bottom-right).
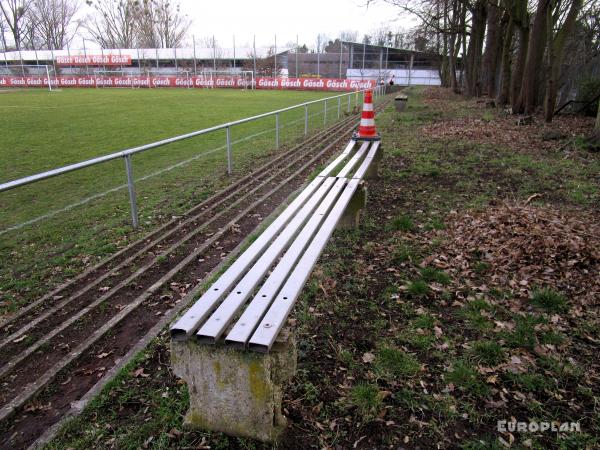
[{"x1": 174, "y1": 0, "x2": 416, "y2": 49}]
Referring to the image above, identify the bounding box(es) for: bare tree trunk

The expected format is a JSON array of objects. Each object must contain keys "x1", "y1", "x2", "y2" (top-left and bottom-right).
[
  {"x1": 483, "y1": 0, "x2": 501, "y2": 96},
  {"x1": 0, "y1": 16, "x2": 7, "y2": 50},
  {"x1": 511, "y1": 24, "x2": 528, "y2": 108},
  {"x1": 440, "y1": 0, "x2": 450, "y2": 87},
  {"x1": 497, "y1": 12, "x2": 514, "y2": 105},
  {"x1": 459, "y1": 0, "x2": 468, "y2": 89},
  {"x1": 595, "y1": 102, "x2": 600, "y2": 139},
  {"x1": 466, "y1": 0, "x2": 487, "y2": 97},
  {"x1": 515, "y1": 0, "x2": 551, "y2": 114},
  {"x1": 543, "y1": 0, "x2": 583, "y2": 122}
]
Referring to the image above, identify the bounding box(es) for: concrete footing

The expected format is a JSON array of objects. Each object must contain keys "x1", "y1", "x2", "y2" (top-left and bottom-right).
[
  {"x1": 338, "y1": 182, "x2": 367, "y2": 230},
  {"x1": 171, "y1": 329, "x2": 297, "y2": 442},
  {"x1": 365, "y1": 145, "x2": 383, "y2": 180}
]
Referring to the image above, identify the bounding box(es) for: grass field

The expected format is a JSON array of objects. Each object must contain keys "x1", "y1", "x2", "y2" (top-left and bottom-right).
[
  {"x1": 0, "y1": 88, "x2": 359, "y2": 314},
  {"x1": 0, "y1": 88, "x2": 338, "y2": 179}
]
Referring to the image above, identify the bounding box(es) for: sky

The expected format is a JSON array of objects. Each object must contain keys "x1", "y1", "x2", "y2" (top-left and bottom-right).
[{"x1": 174, "y1": 0, "x2": 416, "y2": 49}]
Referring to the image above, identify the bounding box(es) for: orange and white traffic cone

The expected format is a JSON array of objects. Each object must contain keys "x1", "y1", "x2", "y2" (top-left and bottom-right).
[{"x1": 353, "y1": 89, "x2": 380, "y2": 141}]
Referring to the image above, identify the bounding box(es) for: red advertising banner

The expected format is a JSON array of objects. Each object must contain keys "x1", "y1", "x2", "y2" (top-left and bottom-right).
[
  {"x1": 0, "y1": 76, "x2": 376, "y2": 91},
  {"x1": 55, "y1": 55, "x2": 132, "y2": 66}
]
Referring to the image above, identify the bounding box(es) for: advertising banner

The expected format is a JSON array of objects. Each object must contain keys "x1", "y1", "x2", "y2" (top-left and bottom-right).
[
  {"x1": 0, "y1": 75, "x2": 376, "y2": 92},
  {"x1": 55, "y1": 55, "x2": 132, "y2": 66}
]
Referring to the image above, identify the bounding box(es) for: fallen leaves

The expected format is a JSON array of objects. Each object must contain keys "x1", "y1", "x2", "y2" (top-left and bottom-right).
[
  {"x1": 426, "y1": 202, "x2": 600, "y2": 310},
  {"x1": 133, "y1": 367, "x2": 150, "y2": 378},
  {"x1": 96, "y1": 350, "x2": 114, "y2": 359},
  {"x1": 362, "y1": 352, "x2": 375, "y2": 364}
]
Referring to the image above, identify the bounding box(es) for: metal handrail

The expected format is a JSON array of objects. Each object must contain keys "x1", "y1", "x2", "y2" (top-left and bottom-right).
[{"x1": 1, "y1": 84, "x2": 386, "y2": 228}]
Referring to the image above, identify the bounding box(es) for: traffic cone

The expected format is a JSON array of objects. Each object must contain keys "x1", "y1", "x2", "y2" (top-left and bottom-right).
[{"x1": 353, "y1": 89, "x2": 380, "y2": 141}]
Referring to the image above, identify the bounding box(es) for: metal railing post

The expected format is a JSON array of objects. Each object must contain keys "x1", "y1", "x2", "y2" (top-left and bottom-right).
[
  {"x1": 323, "y1": 100, "x2": 327, "y2": 127},
  {"x1": 337, "y1": 97, "x2": 341, "y2": 119},
  {"x1": 226, "y1": 125, "x2": 232, "y2": 175},
  {"x1": 124, "y1": 155, "x2": 139, "y2": 228},
  {"x1": 304, "y1": 105, "x2": 308, "y2": 135},
  {"x1": 347, "y1": 94, "x2": 351, "y2": 113},
  {"x1": 275, "y1": 113, "x2": 279, "y2": 149}
]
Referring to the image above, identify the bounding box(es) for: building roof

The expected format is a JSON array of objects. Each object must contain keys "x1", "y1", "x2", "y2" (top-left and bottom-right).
[{"x1": 0, "y1": 46, "x2": 292, "y2": 62}]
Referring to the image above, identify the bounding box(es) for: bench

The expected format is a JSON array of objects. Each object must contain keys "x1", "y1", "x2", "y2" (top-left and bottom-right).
[{"x1": 170, "y1": 137, "x2": 382, "y2": 441}]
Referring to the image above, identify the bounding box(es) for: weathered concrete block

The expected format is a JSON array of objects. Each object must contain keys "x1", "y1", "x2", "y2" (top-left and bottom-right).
[
  {"x1": 337, "y1": 182, "x2": 367, "y2": 230},
  {"x1": 364, "y1": 145, "x2": 383, "y2": 180},
  {"x1": 394, "y1": 94, "x2": 408, "y2": 112},
  {"x1": 171, "y1": 328, "x2": 297, "y2": 442}
]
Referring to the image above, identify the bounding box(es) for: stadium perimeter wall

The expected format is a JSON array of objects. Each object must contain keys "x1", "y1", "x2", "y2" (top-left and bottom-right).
[{"x1": 0, "y1": 76, "x2": 376, "y2": 91}]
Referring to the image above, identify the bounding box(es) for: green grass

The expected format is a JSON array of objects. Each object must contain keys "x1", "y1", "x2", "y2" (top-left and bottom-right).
[
  {"x1": 420, "y1": 267, "x2": 450, "y2": 285},
  {"x1": 406, "y1": 279, "x2": 431, "y2": 297},
  {"x1": 374, "y1": 347, "x2": 421, "y2": 379},
  {"x1": 0, "y1": 88, "x2": 339, "y2": 312},
  {"x1": 459, "y1": 299, "x2": 494, "y2": 330},
  {"x1": 387, "y1": 214, "x2": 415, "y2": 232},
  {"x1": 350, "y1": 383, "x2": 382, "y2": 421},
  {"x1": 391, "y1": 242, "x2": 420, "y2": 265},
  {"x1": 469, "y1": 340, "x2": 506, "y2": 366},
  {"x1": 0, "y1": 89, "x2": 332, "y2": 180},
  {"x1": 446, "y1": 360, "x2": 490, "y2": 397},
  {"x1": 503, "y1": 314, "x2": 546, "y2": 349},
  {"x1": 503, "y1": 371, "x2": 551, "y2": 393},
  {"x1": 530, "y1": 287, "x2": 568, "y2": 313}
]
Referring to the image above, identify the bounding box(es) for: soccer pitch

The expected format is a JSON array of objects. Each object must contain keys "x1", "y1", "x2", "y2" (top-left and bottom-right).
[
  {"x1": 0, "y1": 88, "x2": 351, "y2": 312},
  {"x1": 0, "y1": 88, "x2": 335, "y2": 181}
]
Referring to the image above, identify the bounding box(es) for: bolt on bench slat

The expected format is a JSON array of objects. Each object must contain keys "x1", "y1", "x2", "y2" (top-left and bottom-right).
[
  {"x1": 195, "y1": 177, "x2": 338, "y2": 345},
  {"x1": 248, "y1": 177, "x2": 361, "y2": 353}
]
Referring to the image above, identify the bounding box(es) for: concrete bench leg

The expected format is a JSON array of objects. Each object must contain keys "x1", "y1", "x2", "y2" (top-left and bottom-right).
[
  {"x1": 337, "y1": 182, "x2": 366, "y2": 230},
  {"x1": 171, "y1": 329, "x2": 297, "y2": 442},
  {"x1": 364, "y1": 145, "x2": 383, "y2": 180}
]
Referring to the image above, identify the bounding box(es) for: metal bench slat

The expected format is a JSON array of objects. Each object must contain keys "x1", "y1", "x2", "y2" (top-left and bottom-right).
[
  {"x1": 170, "y1": 175, "x2": 329, "y2": 341},
  {"x1": 225, "y1": 177, "x2": 348, "y2": 349},
  {"x1": 337, "y1": 141, "x2": 370, "y2": 178},
  {"x1": 248, "y1": 178, "x2": 360, "y2": 353},
  {"x1": 195, "y1": 177, "x2": 338, "y2": 344},
  {"x1": 352, "y1": 141, "x2": 380, "y2": 180},
  {"x1": 317, "y1": 139, "x2": 356, "y2": 177}
]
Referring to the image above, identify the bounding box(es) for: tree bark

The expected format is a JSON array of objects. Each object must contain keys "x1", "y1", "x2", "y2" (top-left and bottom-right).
[
  {"x1": 515, "y1": 0, "x2": 551, "y2": 114},
  {"x1": 595, "y1": 101, "x2": 600, "y2": 139},
  {"x1": 511, "y1": 24, "x2": 528, "y2": 108},
  {"x1": 543, "y1": 0, "x2": 583, "y2": 122},
  {"x1": 483, "y1": 0, "x2": 501, "y2": 97},
  {"x1": 465, "y1": 0, "x2": 487, "y2": 97},
  {"x1": 497, "y1": 12, "x2": 514, "y2": 105}
]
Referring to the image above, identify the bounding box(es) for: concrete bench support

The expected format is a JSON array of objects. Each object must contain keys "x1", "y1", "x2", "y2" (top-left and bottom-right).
[
  {"x1": 171, "y1": 329, "x2": 297, "y2": 442},
  {"x1": 337, "y1": 182, "x2": 366, "y2": 230},
  {"x1": 365, "y1": 145, "x2": 383, "y2": 180}
]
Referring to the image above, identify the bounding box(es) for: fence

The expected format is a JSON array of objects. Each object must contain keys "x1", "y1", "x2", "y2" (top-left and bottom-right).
[
  {"x1": 1, "y1": 39, "x2": 442, "y2": 81},
  {"x1": 0, "y1": 85, "x2": 386, "y2": 237}
]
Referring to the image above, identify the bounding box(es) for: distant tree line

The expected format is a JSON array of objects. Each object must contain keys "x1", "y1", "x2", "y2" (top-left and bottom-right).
[
  {"x1": 0, "y1": 0, "x2": 190, "y2": 51},
  {"x1": 367, "y1": 0, "x2": 599, "y2": 123}
]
